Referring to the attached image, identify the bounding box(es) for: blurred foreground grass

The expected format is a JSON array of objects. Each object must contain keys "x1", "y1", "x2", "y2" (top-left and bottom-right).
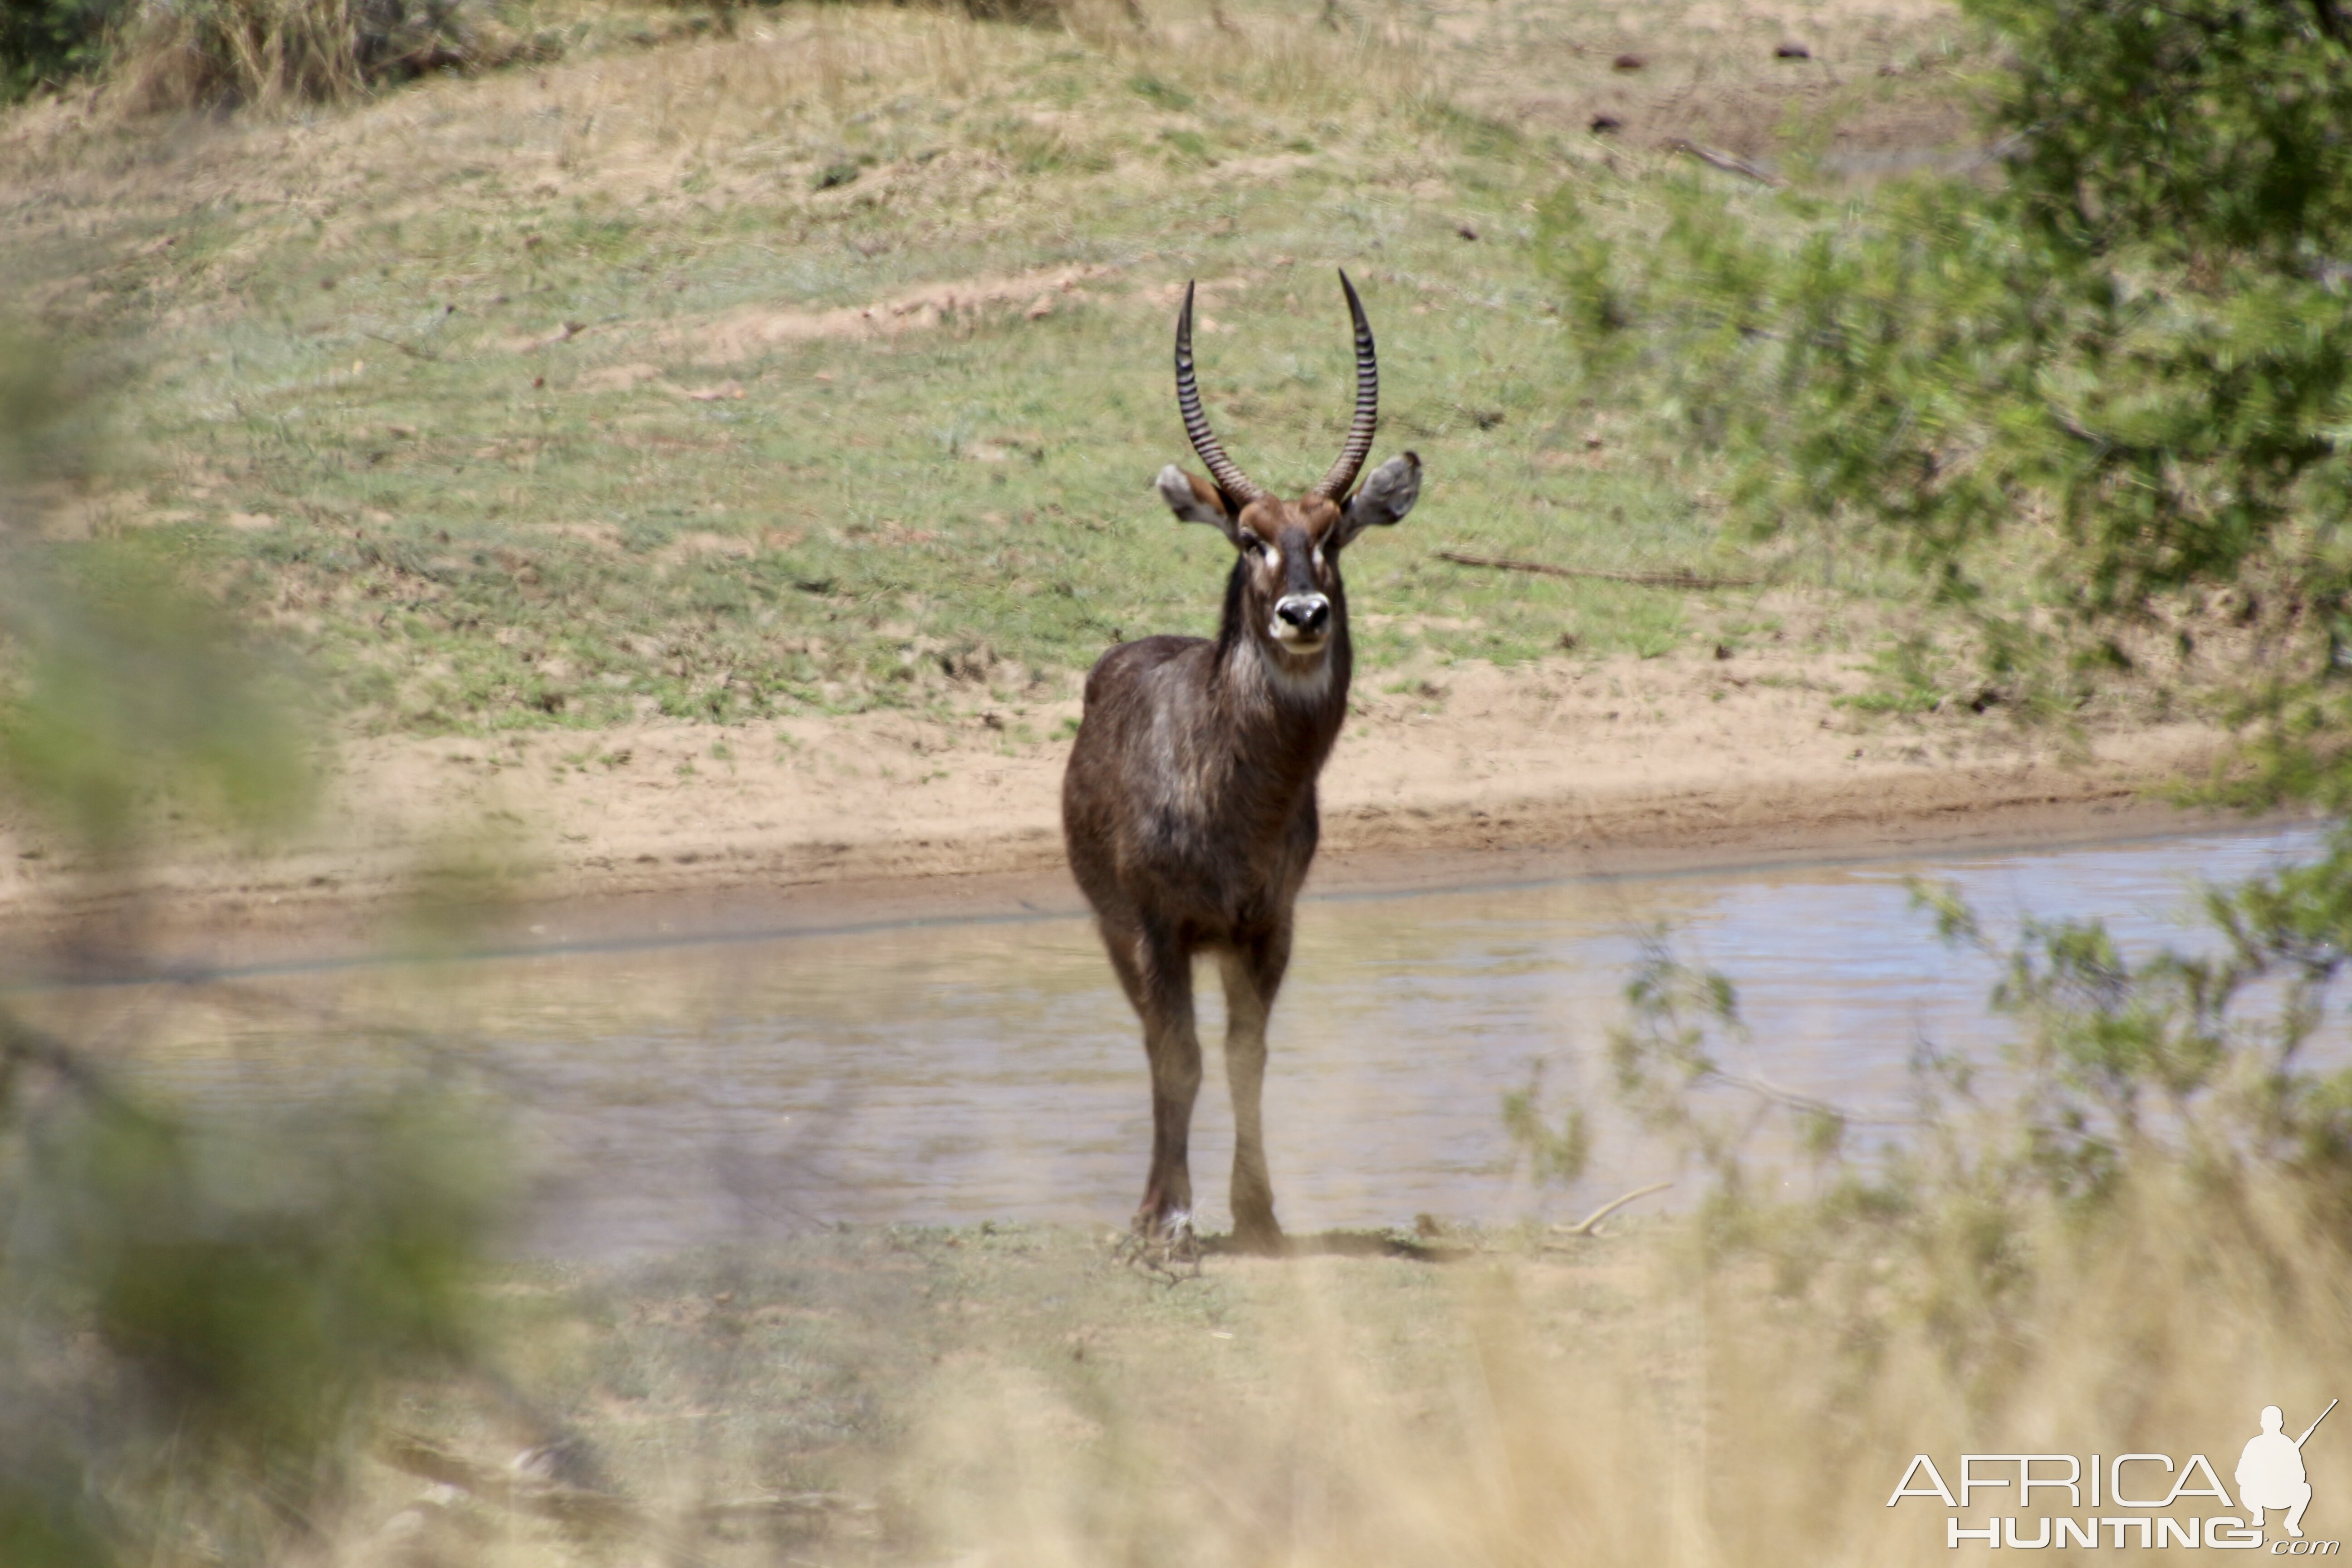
[{"x1": 358, "y1": 1181, "x2": 2352, "y2": 1567}]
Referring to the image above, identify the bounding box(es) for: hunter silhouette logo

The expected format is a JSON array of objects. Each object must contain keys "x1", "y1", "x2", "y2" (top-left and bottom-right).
[
  {"x1": 2242, "y1": 1401, "x2": 2335, "y2": 1540},
  {"x1": 1887, "y1": 1398, "x2": 2341, "y2": 1551}
]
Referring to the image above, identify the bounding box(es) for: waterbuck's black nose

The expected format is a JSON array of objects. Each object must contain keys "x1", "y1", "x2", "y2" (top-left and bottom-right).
[{"x1": 1275, "y1": 594, "x2": 1331, "y2": 638}]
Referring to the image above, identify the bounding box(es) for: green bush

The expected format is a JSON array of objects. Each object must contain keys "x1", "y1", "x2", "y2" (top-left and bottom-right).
[
  {"x1": 1540, "y1": 0, "x2": 2352, "y2": 804},
  {"x1": 0, "y1": 0, "x2": 128, "y2": 99},
  {"x1": 0, "y1": 331, "x2": 502, "y2": 1568}
]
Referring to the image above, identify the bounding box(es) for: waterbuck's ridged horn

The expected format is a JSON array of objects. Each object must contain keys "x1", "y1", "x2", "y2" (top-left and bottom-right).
[
  {"x1": 1309, "y1": 269, "x2": 1378, "y2": 501},
  {"x1": 1174, "y1": 280, "x2": 1266, "y2": 505}
]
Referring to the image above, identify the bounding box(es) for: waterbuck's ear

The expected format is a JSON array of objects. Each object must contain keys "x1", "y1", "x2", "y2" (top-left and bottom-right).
[
  {"x1": 1334, "y1": 451, "x2": 1421, "y2": 546},
  {"x1": 1157, "y1": 464, "x2": 1241, "y2": 543}
]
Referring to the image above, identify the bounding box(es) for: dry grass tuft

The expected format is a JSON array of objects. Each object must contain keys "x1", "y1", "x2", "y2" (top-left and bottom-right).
[{"x1": 112, "y1": 0, "x2": 542, "y2": 112}]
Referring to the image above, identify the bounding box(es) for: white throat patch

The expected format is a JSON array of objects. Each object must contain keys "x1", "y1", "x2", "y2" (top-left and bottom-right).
[{"x1": 1256, "y1": 639, "x2": 1334, "y2": 703}]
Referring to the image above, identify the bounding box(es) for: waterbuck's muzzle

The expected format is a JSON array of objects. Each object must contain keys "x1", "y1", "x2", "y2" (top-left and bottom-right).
[{"x1": 1273, "y1": 593, "x2": 1332, "y2": 649}]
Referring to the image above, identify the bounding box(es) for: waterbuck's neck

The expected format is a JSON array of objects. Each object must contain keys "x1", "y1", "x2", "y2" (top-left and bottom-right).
[{"x1": 1210, "y1": 555, "x2": 1352, "y2": 766}]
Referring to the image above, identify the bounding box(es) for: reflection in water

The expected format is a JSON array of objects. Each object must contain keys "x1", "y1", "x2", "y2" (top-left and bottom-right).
[{"x1": 54, "y1": 826, "x2": 2338, "y2": 1258}]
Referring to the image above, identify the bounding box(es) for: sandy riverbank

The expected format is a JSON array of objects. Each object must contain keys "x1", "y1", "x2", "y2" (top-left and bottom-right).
[{"x1": 0, "y1": 644, "x2": 2251, "y2": 972}]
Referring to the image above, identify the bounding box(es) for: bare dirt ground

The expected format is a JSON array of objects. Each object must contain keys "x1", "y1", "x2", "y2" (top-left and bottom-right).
[{"x1": 0, "y1": 631, "x2": 2239, "y2": 970}]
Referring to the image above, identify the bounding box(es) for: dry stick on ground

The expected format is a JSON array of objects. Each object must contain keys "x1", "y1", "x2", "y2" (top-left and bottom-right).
[
  {"x1": 384, "y1": 1433, "x2": 870, "y2": 1539},
  {"x1": 1553, "y1": 1179, "x2": 1676, "y2": 1238},
  {"x1": 1435, "y1": 550, "x2": 1759, "y2": 591},
  {"x1": 1659, "y1": 137, "x2": 1785, "y2": 187},
  {"x1": 359, "y1": 330, "x2": 441, "y2": 362}
]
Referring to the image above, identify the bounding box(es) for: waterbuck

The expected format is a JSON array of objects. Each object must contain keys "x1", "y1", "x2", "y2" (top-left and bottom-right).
[{"x1": 1060, "y1": 271, "x2": 1422, "y2": 1256}]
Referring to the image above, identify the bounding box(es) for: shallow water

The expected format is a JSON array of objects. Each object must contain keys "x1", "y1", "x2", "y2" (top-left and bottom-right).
[{"x1": 62, "y1": 823, "x2": 2340, "y2": 1258}]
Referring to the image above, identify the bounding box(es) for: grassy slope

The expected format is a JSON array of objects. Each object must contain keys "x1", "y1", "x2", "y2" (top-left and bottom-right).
[{"x1": 0, "y1": 0, "x2": 1982, "y2": 736}]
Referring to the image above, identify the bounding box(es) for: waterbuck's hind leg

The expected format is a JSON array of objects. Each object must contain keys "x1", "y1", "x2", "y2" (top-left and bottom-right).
[
  {"x1": 1219, "y1": 928, "x2": 1293, "y2": 1255},
  {"x1": 1104, "y1": 917, "x2": 1204, "y2": 1249}
]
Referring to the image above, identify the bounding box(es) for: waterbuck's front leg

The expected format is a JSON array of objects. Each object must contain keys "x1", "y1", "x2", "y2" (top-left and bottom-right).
[
  {"x1": 1219, "y1": 924, "x2": 1292, "y2": 1254},
  {"x1": 1105, "y1": 916, "x2": 1204, "y2": 1247}
]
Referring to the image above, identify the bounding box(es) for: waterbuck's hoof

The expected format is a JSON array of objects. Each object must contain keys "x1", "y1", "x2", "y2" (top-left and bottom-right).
[{"x1": 1116, "y1": 1210, "x2": 1201, "y2": 1279}]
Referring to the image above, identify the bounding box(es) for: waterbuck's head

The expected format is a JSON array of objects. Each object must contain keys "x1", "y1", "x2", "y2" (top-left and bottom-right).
[{"x1": 1155, "y1": 271, "x2": 1421, "y2": 691}]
